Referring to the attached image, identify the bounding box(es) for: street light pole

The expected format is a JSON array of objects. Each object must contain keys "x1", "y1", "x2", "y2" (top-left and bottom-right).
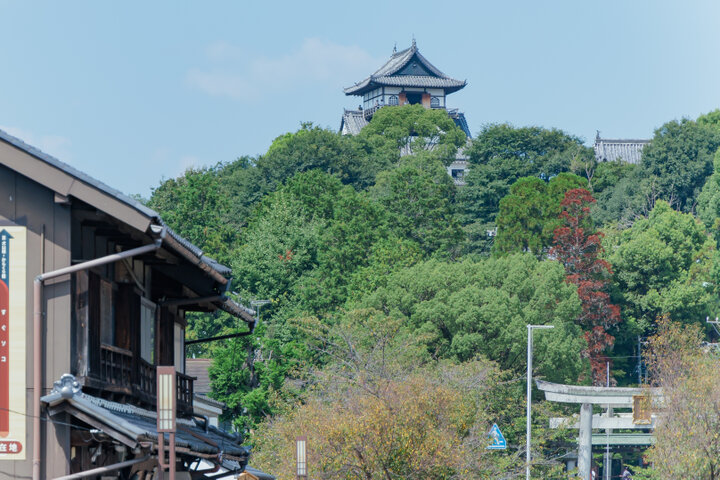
[{"x1": 526, "y1": 324, "x2": 554, "y2": 480}]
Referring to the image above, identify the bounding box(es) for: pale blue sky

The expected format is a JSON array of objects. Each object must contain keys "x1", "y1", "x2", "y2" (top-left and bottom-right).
[{"x1": 1, "y1": 1, "x2": 719, "y2": 197}]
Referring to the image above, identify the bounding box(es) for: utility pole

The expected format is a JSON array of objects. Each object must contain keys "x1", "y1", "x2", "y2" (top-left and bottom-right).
[
  {"x1": 637, "y1": 336, "x2": 642, "y2": 385},
  {"x1": 526, "y1": 324, "x2": 554, "y2": 480}
]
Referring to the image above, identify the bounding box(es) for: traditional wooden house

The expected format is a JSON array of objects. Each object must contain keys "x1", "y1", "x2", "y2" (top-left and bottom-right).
[
  {"x1": 340, "y1": 40, "x2": 471, "y2": 184},
  {"x1": 0, "y1": 129, "x2": 266, "y2": 479}
]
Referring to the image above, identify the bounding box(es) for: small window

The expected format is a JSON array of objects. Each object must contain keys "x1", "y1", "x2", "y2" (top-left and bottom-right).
[
  {"x1": 388, "y1": 95, "x2": 399, "y2": 106},
  {"x1": 430, "y1": 96, "x2": 440, "y2": 108},
  {"x1": 451, "y1": 169, "x2": 465, "y2": 179}
]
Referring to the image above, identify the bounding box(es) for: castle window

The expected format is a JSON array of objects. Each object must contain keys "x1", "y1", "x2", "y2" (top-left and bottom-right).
[
  {"x1": 431, "y1": 96, "x2": 440, "y2": 108},
  {"x1": 388, "y1": 95, "x2": 399, "y2": 106}
]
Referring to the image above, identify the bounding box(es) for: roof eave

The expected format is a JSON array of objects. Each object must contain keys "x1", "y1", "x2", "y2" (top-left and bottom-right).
[
  {"x1": 0, "y1": 129, "x2": 251, "y2": 319},
  {"x1": 0, "y1": 134, "x2": 155, "y2": 233}
]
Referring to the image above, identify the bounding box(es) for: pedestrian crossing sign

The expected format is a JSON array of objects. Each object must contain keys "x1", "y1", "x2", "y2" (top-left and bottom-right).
[{"x1": 487, "y1": 423, "x2": 507, "y2": 450}]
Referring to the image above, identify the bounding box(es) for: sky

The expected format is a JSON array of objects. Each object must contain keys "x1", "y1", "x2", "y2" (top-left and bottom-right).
[{"x1": 1, "y1": 1, "x2": 719, "y2": 198}]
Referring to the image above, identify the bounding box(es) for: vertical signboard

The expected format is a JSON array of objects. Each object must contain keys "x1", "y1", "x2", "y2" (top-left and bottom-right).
[{"x1": 0, "y1": 227, "x2": 26, "y2": 460}]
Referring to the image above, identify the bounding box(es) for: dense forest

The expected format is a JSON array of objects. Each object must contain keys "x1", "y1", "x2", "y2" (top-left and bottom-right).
[{"x1": 147, "y1": 104, "x2": 720, "y2": 479}]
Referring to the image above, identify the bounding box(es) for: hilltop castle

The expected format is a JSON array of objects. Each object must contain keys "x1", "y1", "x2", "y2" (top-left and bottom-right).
[{"x1": 340, "y1": 40, "x2": 471, "y2": 183}]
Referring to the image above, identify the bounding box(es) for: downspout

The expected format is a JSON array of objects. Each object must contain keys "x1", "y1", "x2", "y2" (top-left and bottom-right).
[{"x1": 33, "y1": 234, "x2": 165, "y2": 480}]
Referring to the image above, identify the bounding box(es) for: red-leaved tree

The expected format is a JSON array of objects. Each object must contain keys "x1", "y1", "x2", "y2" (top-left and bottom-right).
[{"x1": 550, "y1": 189, "x2": 621, "y2": 385}]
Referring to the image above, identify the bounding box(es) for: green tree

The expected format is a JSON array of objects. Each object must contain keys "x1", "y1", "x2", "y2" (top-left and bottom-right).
[
  {"x1": 697, "y1": 108, "x2": 720, "y2": 130},
  {"x1": 591, "y1": 161, "x2": 643, "y2": 226},
  {"x1": 644, "y1": 318, "x2": 720, "y2": 479},
  {"x1": 638, "y1": 118, "x2": 720, "y2": 212},
  {"x1": 457, "y1": 124, "x2": 589, "y2": 254},
  {"x1": 213, "y1": 171, "x2": 392, "y2": 427},
  {"x1": 608, "y1": 200, "x2": 715, "y2": 337},
  {"x1": 252, "y1": 312, "x2": 564, "y2": 479},
  {"x1": 370, "y1": 153, "x2": 464, "y2": 257},
  {"x1": 357, "y1": 104, "x2": 467, "y2": 167},
  {"x1": 493, "y1": 173, "x2": 586, "y2": 256},
  {"x1": 149, "y1": 165, "x2": 237, "y2": 265},
  {"x1": 217, "y1": 155, "x2": 266, "y2": 228},
  {"x1": 256, "y1": 123, "x2": 376, "y2": 191},
  {"x1": 352, "y1": 254, "x2": 586, "y2": 383},
  {"x1": 696, "y1": 149, "x2": 720, "y2": 231}
]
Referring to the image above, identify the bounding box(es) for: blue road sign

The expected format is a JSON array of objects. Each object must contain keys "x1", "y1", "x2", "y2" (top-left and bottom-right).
[{"x1": 487, "y1": 423, "x2": 507, "y2": 450}]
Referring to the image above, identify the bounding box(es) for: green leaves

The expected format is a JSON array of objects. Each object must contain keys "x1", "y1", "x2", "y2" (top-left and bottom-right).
[
  {"x1": 639, "y1": 118, "x2": 720, "y2": 213},
  {"x1": 354, "y1": 255, "x2": 586, "y2": 383},
  {"x1": 609, "y1": 200, "x2": 716, "y2": 332},
  {"x1": 493, "y1": 173, "x2": 586, "y2": 256},
  {"x1": 457, "y1": 123, "x2": 588, "y2": 254},
  {"x1": 358, "y1": 104, "x2": 467, "y2": 166},
  {"x1": 148, "y1": 165, "x2": 237, "y2": 265},
  {"x1": 371, "y1": 153, "x2": 464, "y2": 257}
]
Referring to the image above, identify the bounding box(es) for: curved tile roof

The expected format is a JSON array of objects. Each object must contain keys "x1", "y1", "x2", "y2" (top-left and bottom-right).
[
  {"x1": 371, "y1": 75, "x2": 467, "y2": 89},
  {"x1": 0, "y1": 127, "x2": 254, "y2": 323},
  {"x1": 344, "y1": 41, "x2": 466, "y2": 95},
  {"x1": 594, "y1": 134, "x2": 649, "y2": 165},
  {"x1": 340, "y1": 109, "x2": 370, "y2": 135}
]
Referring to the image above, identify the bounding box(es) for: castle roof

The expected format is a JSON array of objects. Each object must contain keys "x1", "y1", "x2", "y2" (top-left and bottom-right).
[
  {"x1": 344, "y1": 41, "x2": 466, "y2": 96},
  {"x1": 594, "y1": 132, "x2": 649, "y2": 165},
  {"x1": 340, "y1": 109, "x2": 369, "y2": 135}
]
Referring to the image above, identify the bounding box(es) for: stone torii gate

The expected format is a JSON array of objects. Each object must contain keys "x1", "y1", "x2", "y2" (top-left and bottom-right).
[{"x1": 536, "y1": 380, "x2": 662, "y2": 480}]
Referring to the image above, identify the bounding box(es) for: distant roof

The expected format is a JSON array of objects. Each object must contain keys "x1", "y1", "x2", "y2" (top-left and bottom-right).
[
  {"x1": 340, "y1": 109, "x2": 370, "y2": 135},
  {"x1": 594, "y1": 132, "x2": 649, "y2": 165},
  {"x1": 0, "y1": 127, "x2": 254, "y2": 323},
  {"x1": 344, "y1": 40, "x2": 466, "y2": 96},
  {"x1": 447, "y1": 109, "x2": 471, "y2": 138}
]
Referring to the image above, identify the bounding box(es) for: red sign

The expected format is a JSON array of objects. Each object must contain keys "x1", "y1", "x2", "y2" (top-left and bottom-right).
[{"x1": 0, "y1": 441, "x2": 22, "y2": 454}]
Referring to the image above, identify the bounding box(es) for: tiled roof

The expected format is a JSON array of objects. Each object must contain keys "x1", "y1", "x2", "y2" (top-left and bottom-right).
[
  {"x1": 448, "y1": 109, "x2": 471, "y2": 138},
  {"x1": 344, "y1": 41, "x2": 466, "y2": 95},
  {"x1": 340, "y1": 109, "x2": 369, "y2": 135},
  {"x1": 370, "y1": 75, "x2": 467, "y2": 89},
  {"x1": 0, "y1": 128, "x2": 156, "y2": 219},
  {"x1": 0, "y1": 127, "x2": 255, "y2": 323},
  {"x1": 594, "y1": 135, "x2": 649, "y2": 165},
  {"x1": 42, "y1": 385, "x2": 250, "y2": 461}
]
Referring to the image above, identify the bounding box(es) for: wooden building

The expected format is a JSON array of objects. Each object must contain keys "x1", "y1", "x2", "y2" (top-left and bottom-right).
[
  {"x1": 0, "y1": 129, "x2": 267, "y2": 479},
  {"x1": 340, "y1": 40, "x2": 471, "y2": 184}
]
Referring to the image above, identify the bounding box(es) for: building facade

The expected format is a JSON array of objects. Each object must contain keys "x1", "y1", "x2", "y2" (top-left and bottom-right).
[{"x1": 0, "y1": 129, "x2": 264, "y2": 479}]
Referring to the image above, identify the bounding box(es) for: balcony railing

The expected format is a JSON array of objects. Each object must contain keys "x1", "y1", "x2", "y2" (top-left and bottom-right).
[
  {"x1": 100, "y1": 344, "x2": 133, "y2": 387},
  {"x1": 98, "y1": 344, "x2": 194, "y2": 415}
]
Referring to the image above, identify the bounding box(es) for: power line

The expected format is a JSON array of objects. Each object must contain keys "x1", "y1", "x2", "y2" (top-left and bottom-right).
[{"x1": 0, "y1": 406, "x2": 100, "y2": 431}]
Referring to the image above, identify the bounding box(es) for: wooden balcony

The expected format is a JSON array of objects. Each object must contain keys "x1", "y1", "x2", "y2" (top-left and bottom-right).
[{"x1": 96, "y1": 344, "x2": 195, "y2": 416}]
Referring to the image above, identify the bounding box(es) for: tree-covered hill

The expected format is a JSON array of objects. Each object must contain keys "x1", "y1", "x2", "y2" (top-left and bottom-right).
[{"x1": 148, "y1": 105, "x2": 720, "y2": 479}]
